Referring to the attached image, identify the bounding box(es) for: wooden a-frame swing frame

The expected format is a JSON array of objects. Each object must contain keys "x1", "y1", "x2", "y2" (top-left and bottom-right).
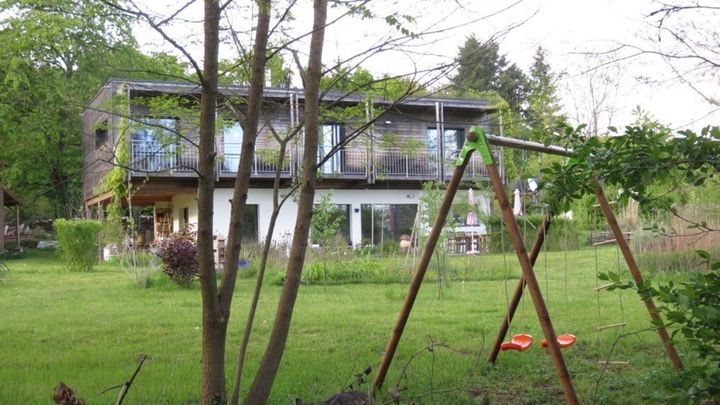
[{"x1": 369, "y1": 127, "x2": 684, "y2": 404}]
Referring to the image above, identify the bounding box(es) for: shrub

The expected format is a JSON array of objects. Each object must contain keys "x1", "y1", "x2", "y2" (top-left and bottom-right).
[
  {"x1": 156, "y1": 231, "x2": 198, "y2": 287},
  {"x1": 121, "y1": 251, "x2": 162, "y2": 288},
  {"x1": 54, "y1": 219, "x2": 102, "y2": 272},
  {"x1": 3, "y1": 239, "x2": 40, "y2": 250}
]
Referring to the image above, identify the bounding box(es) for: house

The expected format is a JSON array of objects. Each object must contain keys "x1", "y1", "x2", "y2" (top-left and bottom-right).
[{"x1": 82, "y1": 78, "x2": 501, "y2": 248}]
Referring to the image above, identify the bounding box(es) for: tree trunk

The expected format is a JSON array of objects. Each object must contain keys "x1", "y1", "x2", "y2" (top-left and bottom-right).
[
  {"x1": 243, "y1": 1, "x2": 328, "y2": 403},
  {"x1": 197, "y1": 0, "x2": 223, "y2": 403},
  {"x1": 218, "y1": 0, "x2": 271, "y2": 311}
]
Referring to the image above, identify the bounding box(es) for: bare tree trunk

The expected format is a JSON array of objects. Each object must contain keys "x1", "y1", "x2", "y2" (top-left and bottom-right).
[
  {"x1": 197, "y1": 0, "x2": 223, "y2": 403},
  {"x1": 218, "y1": 0, "x2": 271, "y2": 311},
  {"x1": 243, "y1": 1, "x2": 328, "y2": 403},
  {"x1": 230, "y1": 135, "x2": 289, "y2": 404}
]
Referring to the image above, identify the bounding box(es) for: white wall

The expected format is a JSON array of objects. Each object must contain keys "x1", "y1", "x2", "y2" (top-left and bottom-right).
[
  {"x1": 171, "y1": 194, "x2": 198, "y2": 231},
  {"x1": 212, "y1": 187, "x2": 491, "y2": 246},
  {"x1": 213, "y1": 188, "x2": 422, "y2": 246}
]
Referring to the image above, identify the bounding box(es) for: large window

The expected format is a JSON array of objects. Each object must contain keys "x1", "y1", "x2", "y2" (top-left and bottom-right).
[
  {"x1": 427, "y1": 127, "x2": 465, "y2": 161},
  {"x1": 242, "y1": 204, "x2": 259, "y2": 243},
  {"x1": 319, "y1": 124, "x2": 345, "y2": 174},
  {"x1": 311, "y1": 203, "x2": 351, "y2": 245},
  {"x1": 130, "y1": 118, "x2": 178, "y2": 171},
  {"x1": 223, "y1": 121, "x2": 243, "y2": 171},
  {"x1": 361, "y1": 204, "x2": 418, "y2": 246}
]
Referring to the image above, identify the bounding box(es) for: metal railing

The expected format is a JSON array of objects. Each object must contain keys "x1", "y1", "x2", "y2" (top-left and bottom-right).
[
  {"x1": 374, "y1": 149, "x2": 439, "y2": 178},
  {"x1": 130, "y1": 140, "x2": 490, "y2": 181},
  {"x1": 220, "y1": 144, "x2": 292, "y2": 176}
]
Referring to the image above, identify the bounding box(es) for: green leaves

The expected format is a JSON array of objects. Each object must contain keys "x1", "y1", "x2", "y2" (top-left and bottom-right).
[{"x1": 539, "y1": 120, "x2": 720, "y2": 215}]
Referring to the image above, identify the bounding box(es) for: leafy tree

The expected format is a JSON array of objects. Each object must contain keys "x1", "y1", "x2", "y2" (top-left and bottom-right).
[
  {"x1": 0, "y1": 0, "x2": 187, "y2": 219},
  {"x1": 527, "y1": 47, "x2": 564, "y2": 141},
  {"x1": 219, "y1": 50, "x2": 292, "y2": 87},
  {"x1": 451, "y1": 36, "x2": 529, "y2": 116},
  {"x1": 544, "y1": 120, "x2": 720, "y2": 401}
]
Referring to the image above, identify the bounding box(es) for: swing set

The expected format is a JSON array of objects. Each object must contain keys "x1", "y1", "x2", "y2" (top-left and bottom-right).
[{"x1": 369, "y1": 128, "x2": 684, "y2": 404}]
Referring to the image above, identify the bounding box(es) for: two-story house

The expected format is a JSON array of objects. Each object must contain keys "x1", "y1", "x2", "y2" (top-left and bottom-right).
[{"x1": 82, "y1": 79, "x2": 500, "y2": 248}]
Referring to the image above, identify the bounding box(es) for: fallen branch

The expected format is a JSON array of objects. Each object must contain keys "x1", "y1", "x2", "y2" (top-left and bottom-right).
[{"x1": 98, "y1": 354, "x2": 148, "y2": 405}]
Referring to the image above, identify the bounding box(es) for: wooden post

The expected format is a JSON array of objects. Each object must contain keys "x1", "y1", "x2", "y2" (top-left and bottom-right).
[
  {"x1": 487, "y1": 163, "x2": 578, "y2": 404},
  {"x1": 593, "y1": 187, "x2": 684, "y2": 370},
  {"x1": 15, "y1": 206, "x2": 20, "y2": 250},
  {"x1": 488, "y1": 213, "x2": 552, "y2": 364},
  {"x1": 370, "y1": 152, "x2": 471, "y2": 398}
]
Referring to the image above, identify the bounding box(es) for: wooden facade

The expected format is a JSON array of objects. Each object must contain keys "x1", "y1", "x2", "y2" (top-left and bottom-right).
[{"x1": 82, "y1": 79, "x2": 499, "y2": 209}]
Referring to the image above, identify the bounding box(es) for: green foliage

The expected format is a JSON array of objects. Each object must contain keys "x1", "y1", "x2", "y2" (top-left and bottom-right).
[
  {"x1": 637, "y1": 248, "x2": 720, "y2": 274},
  {"x1": 527, "y1": 46, "x2": 564, "y2": 141},
  {"x1": 451, "y1": 36, "x2": 529, "y2": 117},
  {"x1": 54, "y1": 219, "x2": 102, "y2": 272},
  {"x1": 295, "y1": 257, "x2": 409, "y2": 285},
  {"x1": 603, "y1": 251, "x2": 720, "y2": 402},
  {"x1": 542, "y1": 122, "x2": 720, "y2": 213},
  {"x1": 0, "y1": 1, "x2": 187, "y2": 219},
  {"x1": 485, "y1": 214, "x2": 580, "y2": 253},
  {"x1": 2, "y1": 239, "x2": 40, "y2": 250},
  {"x1": 311, "y1": 193, "x2": 343, "y2": 247},
  {"x1": 219, "y1": 50, "x2": 291, "y2": 87}
]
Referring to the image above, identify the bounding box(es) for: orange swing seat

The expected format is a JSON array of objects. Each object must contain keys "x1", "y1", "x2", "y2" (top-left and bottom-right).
[
  {"x1": 500, "y1": 333, "x2": 534, "y2": 352},
  {"x1": 541, "y1": 333, "x2": 576, "y2": 349}
]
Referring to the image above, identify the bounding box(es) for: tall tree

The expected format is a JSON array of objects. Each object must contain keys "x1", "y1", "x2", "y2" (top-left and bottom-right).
[
  {"x1": 196, "y1": 0, "x2": 222, "y2": 402},
  {"x1": 527, "y1": 46, "x2": 563, "y2": 140},
  {"x1": 451, "y1": 36, "x2": 529, "y2": 116},
  {"x1": 0, "y1": 0, "x2": 187, "y2": 218},
  {"x1": 0, "y1": 0, "x2": 130, "y2": 217},
  {"x1": 243, "y1": 0, "x2": 327, "y2": 402}
]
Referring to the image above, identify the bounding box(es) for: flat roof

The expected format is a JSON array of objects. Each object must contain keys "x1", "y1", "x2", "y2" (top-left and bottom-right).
[{"x1": 96, "y1": 78, "x2": 497, "y2": 112}]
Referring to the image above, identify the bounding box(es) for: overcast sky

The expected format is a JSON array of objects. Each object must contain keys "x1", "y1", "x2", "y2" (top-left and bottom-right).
[{"x1": 135, "y1": 0, "x2": 719, "y2": 131}]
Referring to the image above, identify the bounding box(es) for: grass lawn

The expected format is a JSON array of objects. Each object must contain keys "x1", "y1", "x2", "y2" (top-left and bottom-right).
[{"x1": 0, "y1": 248, "x2": 690, "y2": 404}]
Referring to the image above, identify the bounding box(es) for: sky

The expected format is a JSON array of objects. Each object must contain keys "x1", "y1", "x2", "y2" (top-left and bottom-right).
[{"x1": 134, "y1": 0, "x2": 720, "y2": 132}]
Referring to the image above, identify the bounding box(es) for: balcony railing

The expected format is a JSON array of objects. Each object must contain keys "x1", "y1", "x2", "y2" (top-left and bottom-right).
[
  {"x1": 220, "y1": 144, "x2": 292, "y2": 176},
  {"x1": 130, "y1": 140, "x2": 490, "y2": 181},
  {"x1": 374, "y1": 149, "x2": 439, "y2": 178}
]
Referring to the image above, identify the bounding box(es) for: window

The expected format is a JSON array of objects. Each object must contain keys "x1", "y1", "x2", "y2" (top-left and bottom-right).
[
  {"x1": 427, "y1": 127, "x2": 465, "y2": 161},
  {"x1": 242, "y1": 204, "x2": 259, "y2": 243},
  {"x1": 94, "y1": 121, "x2": 108, "y2": 148},
  {"x1": 130, "y1": 118, "x2": 178, "y2": 171},
  {"x1": 319, "y1": 124, "x2": 345, "y2": 174},
  {"x1": 361, "y1": 204, "x2": 418, "y2": 246},
  {"x1": 311, "y1": 203, "x2": 351, "y2": 245},
  {"x1": 223, "y1": 121, "x2": 243, "y2": 171}
]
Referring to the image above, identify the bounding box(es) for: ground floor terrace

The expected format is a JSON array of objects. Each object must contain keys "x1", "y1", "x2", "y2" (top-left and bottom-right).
[{"x1": 86, "y1": 179, "x2": 491, "y2": 252}]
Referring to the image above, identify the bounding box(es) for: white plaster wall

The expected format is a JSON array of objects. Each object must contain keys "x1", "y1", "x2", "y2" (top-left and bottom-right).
[
  {"x1": 171, "y1": 194, "x2": 198, "y2": 231},
  {"x1": 213, "y1": 188, "x2": 421, "y2": 246},
  {"x1": 212, "y1": 187, "x2": 491, "y2": 246}
]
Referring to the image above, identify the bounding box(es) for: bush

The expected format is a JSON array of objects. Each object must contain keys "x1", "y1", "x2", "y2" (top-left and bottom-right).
[
  {"x1": 3, "y1": 239, "x2": 40, "y2": 250},
  {"x1": 156, "y1": 231, "x2": 198, "y2": 287},
  {"x1": 485, "y1": 214, "x2": 580, "y2": 253},
  {"x1": 54, "y1": 219, "x2": 102, "y2": 272},
  {"x1": 121, "y1": 250, "x2": 162, "y2": 288}
]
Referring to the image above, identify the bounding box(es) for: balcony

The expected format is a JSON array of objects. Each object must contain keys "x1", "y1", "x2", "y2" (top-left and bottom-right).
[{"x1": 129, "y1": 140, "x2": 490, "y2": 182}]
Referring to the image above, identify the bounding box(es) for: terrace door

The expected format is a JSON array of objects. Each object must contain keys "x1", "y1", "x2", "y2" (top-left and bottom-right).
[{"x1": 319, "y1": 124, "x2": 345, "y2": 175}]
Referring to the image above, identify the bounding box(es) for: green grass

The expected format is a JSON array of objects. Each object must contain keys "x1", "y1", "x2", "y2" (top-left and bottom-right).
[{"x1": 0, "y1": 248, "x2": 693, "y2": 404}]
